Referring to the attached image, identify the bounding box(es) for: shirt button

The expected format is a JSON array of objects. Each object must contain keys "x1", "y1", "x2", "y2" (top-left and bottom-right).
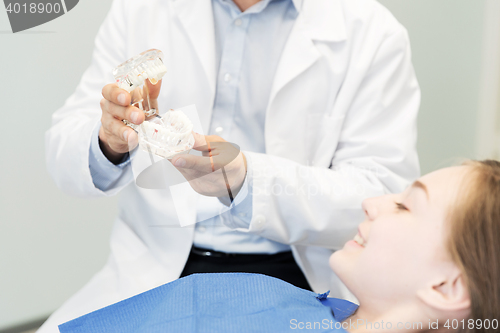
[
  {"x1": 254, "y1": 215, "x2": 266, "y2": 229},
  {"x1": 198, "y1": 226, "x2": 206, "y2": 233},
  {"x1": 215, "y1": 126, "x2": 224, "y2": 134},
  {"x1": 234, "y1": 19, "x2": 242, "y2": 26},
  {"x1": 224, "y1": 73, "x2": 231, "y2": 82}
]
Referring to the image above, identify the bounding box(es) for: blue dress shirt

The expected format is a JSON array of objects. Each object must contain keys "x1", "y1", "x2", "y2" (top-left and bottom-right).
[{"x1": 89, "y1": 0, "x2": 300, "y2": 254}]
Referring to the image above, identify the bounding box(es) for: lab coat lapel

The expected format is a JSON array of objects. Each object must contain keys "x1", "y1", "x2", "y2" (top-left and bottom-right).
[
  {"x1": 172, "y1": 0, "x2": 217, "y2": 98},
  {"x1": 267, "y1": 0, "x2": 347, "y2": 114}
]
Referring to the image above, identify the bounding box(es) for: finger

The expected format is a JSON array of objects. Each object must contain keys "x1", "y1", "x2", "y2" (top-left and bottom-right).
[
  {"x1": 192, "y1": 133, "x2": 227, "y2": 151},
  {"x1": 102, "y1": 83, "x2": 131, "y2": 106},
  {"x1": 141, "y1": 82, "x2": 160, "y2": 118},
  {"x1": 102, "y1": 112, "x2": 134, "y2": 142},
  {"x1": 101, "y1": 99, "x2": 145, "y2": 125},
  {"x1": 205, "y1": 141, "x2": 230, "y2": 155},
  {"x1": 145, "y1": 78, "x2": 162, "y2": 100},
  {"x1": 171, "y1": 154, "x2": 213, "y2": 173},
  {"x1": 201, "y1": 146, "x2": 223, "y2": 157},
  {"x1": 199, "y1": 141, "x2": 235, "y2": 157},
  {"x1": 205, "y1": 135, "x2": 227, "y2": 143},
  {"x1": 192, "y1": 132, "x2": 208, "y2": 150}
]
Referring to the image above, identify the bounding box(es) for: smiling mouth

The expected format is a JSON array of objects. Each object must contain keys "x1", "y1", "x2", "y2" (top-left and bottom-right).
[{"x1": 353, "y1": 233, "x2": 366, "y2": 247}]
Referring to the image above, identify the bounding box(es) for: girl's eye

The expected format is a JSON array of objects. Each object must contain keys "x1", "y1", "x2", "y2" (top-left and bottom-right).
[{"x1": 395, "y1": 202, "x2": 409, "y2": 211}]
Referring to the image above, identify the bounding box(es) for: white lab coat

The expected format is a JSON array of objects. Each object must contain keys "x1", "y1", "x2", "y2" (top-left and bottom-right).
[{"x1": 42, "y1": 0, "x2": 420, "y2": 330}]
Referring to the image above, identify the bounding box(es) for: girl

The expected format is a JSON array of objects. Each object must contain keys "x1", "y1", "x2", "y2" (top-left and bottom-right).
[{"x1": 58, "y1": 160, "x2": 500, "y2": 333}]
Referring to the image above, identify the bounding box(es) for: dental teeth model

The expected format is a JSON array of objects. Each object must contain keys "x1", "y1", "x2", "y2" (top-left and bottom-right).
[
  {"x1": 137, "y1": 109, "x2": 195, "y2": 159},
  {"x1": 113, "y1": 49, "x2": 167, "y2": 118},
  {"x1": 113, "y1": 49, "x2": 167, "y2": 91},
  {"x1": 113, "y1": 49, "x2": 194, "y2": 158}
]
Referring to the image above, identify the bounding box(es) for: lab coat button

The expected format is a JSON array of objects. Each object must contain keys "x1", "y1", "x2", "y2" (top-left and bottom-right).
[
  {"x1": 198, "y1": 226, "x2": 206, "y2": 233},
  {"x1": 234, "y1": 19, "x2": 242, "y2": 26},
  {"x1": 215, "y1": 126, "x2": 224, "y2": 134},
  {"x1": 224, "y1": 73, "x2": 231, "y2": 82}
]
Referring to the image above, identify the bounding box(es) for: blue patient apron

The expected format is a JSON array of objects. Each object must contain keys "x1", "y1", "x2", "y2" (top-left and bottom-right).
[{"x1": 58, "y1": 273, "x2": 358, "y2": 333}]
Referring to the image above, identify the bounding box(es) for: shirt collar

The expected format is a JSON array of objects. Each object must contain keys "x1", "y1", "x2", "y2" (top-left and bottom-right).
[
  {"x1": 291, "y1": 0, "x2": 303, "y2": 12},
  {"x1": 218, "y1": 0, "x2": 302, "y2": 14}
]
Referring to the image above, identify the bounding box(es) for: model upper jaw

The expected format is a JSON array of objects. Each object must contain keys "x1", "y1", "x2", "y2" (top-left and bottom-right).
[
  {"x1": 113, "y1": 49, "x2": 168, "y2": 92},
  {"x1": 113, "y1": 49, "x2": 195, "y2": 159}
]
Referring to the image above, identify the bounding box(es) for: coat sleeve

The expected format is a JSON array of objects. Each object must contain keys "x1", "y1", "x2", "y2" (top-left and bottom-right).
[
  {"x1": 222, "y1": 26, "x2": 420, "y2": 250},
  {"x1": 45, "y1": 0, "x2": 133, "y2": 197}
]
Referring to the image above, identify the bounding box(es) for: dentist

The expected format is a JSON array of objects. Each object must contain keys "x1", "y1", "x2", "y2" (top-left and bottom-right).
[{"x1": 43, "y1": 0, "x2": 420, "y2": 331}]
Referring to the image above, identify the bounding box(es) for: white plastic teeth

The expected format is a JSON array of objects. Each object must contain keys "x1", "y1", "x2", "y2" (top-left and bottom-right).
[
  {"x1": 353, "y1": 234, "x2": 365, "y2": 247},
  {"x1": 113, "y1": 49, "x2": 168, "y2": 93},
  {"x1": 121, "y1": 58, "x2": 167, "y2": 91},
  {"x1": 137, "y1": 109, "x2": 195, "y2": 159}
]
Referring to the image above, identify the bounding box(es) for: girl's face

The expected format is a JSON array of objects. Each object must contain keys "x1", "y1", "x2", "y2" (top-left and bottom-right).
[{"x1": 329, "y1": 166, "x2": 471, "y2": 309}]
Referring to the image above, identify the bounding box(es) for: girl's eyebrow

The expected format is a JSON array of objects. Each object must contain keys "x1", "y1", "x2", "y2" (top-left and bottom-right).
[{"x1": 411, "y1": 180, "x2": 429, "y2": 200}]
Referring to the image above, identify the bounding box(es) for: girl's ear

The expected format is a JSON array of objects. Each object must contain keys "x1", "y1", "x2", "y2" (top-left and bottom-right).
[{"x1": 416, "y1": 269, "x2": 470, "y2": 313}]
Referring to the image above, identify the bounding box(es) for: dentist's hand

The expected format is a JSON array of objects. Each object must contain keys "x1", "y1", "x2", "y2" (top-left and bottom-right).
[
  {"x1": 99, "y1": 80, "x2": 162, "y2": 164},
  {"x1": 170, "y1": 133, "x2": 247, "y2": 198},
  {"x1": 99, "y1": 83, "x2": 143, "y2": 164}
]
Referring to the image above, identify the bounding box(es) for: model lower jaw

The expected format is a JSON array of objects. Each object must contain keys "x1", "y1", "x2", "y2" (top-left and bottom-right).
[{"x1": 138, "y1": 109, "x2": 195, "y2": 159}]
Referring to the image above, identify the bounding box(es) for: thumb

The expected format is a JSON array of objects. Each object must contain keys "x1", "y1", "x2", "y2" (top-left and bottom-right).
[
  {"x1": 145, "y1": 78, "x2": 162, "y2": 100},
  {"x1": 192, "y1": 133, "x2": 227, "y2": 151},
  {"x1": 171, "y1": 154, "x2": 212, "y2": 173},
  {"x1": 192, "y1": 132, "x2": 207, "y2": 150}
]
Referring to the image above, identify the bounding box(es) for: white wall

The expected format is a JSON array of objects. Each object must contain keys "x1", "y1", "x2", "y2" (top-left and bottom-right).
[
  {"x1": 378, "y1": 0, "x2": 487, "y2": 173},
  {"x1": 0, "y1": 0, "x2": 115, "y2": 329},
  {"x1": 0, "y1": 0, "x2": 492, "y2": 330},
  {"x1": 475, "y1": 0, "x2": 500, "y2": 160}
]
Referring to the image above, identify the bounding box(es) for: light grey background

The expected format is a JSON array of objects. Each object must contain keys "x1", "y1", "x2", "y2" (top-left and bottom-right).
[
  {"x1": 380, "y1": 0, "x2": 485, "y2": 172},
  {"x1": 0, "y1": 0, "x2": 116, "y2": 329},
  {"x1": 0, "y1": 0, "x2": 492, "y2": 330}
]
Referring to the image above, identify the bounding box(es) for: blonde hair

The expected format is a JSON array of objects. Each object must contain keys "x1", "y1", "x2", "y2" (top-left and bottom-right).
[{"x1": 447, "y1": 160, "x2": 500, "y2": 332}]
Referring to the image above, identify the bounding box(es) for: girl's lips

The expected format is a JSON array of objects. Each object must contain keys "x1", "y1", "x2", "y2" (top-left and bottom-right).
[
  {"x1": 353, "y1": 233, "x2": 365, "y2": 247},
  {"x1": 346, "y1": 239, "x2": 364, "y2": 248}
]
